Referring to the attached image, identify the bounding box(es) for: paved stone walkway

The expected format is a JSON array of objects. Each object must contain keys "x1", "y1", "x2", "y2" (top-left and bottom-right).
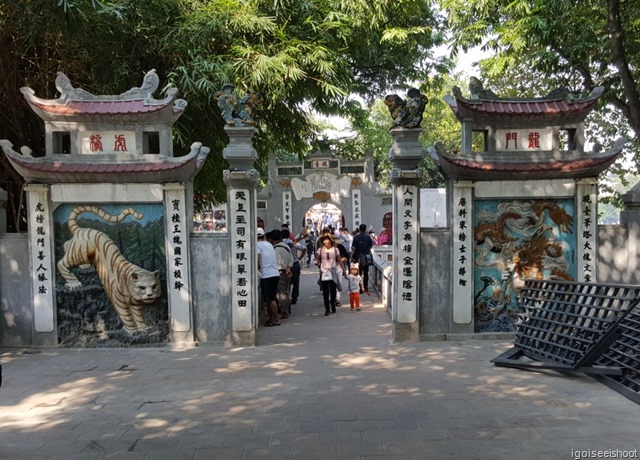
[{"x1": 1, "y1": 266, "x2": 639, "y2": 459}]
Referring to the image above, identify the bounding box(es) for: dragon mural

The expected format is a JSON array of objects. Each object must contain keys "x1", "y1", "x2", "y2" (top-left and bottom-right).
[{"x1": 473, "y1": 199, "x2": 576, "y2": 332}]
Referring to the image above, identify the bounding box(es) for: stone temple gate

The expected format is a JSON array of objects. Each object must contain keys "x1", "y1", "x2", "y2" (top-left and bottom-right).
[
  {"x1": 256, "y1": 148, "x2": 392, "y2": 236},
  {"x1": 0, "y1": 73, "x2": 633, "y2": 347}
]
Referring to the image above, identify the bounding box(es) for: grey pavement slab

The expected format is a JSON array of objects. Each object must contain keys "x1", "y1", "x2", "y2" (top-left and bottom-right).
[{"x1": 1, "y1": 266, "x2": 640, "y2": 459}]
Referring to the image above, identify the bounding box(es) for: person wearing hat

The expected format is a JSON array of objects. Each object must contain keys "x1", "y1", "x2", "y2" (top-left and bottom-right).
[
  {"x1": 368, "y1": 228, "x2": 379, "y2": 245},
  {"x1": 257, "y1": 227, "x2": 281, "y2": 326},
  {"x1": 378, "y1": 227, "x2": 390, "y2": 245}
]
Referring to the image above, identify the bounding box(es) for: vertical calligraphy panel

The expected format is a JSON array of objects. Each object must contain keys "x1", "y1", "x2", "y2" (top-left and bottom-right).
[
  {"x1": 394, "y1": 184, "x2": 419, "y2": 323},
  {"x1": 352, "y1": 190, "x2": 361, "y2": 229},
  {"x1": 164, "y1": 185, "x2": 192, "y2": 332},
  {"x1": 452, "y1": 181, "x2": 474, "y2": 324},
  {"x1": 230, "y1": 188, "x2": 253, "y2": 331},
  {"x1": 25, "y1": 184, "x2": 55, "y2": 332},
  {"x1": 282, "y1": 191, "x2": 291, "y2": 227},
  {"x1": 576, "y1": 179, "x2": 597, "y2": 283}
]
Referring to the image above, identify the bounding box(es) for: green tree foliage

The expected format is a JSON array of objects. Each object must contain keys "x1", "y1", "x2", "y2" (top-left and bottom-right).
[
  {"x1": 318, "y1": 71, "x2": 465, "y2": 189},
  {"x1": 0, "y1": 0, "x2": 447, "y2": 228}
]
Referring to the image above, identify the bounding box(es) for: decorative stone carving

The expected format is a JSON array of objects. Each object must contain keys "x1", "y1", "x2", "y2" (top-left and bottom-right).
[
  {"x1": 214, "y1": 84, "x2": 262, "y2": 127},
  {"x1": 384, "y1": 88, "x2": 428, "y2": 129}
]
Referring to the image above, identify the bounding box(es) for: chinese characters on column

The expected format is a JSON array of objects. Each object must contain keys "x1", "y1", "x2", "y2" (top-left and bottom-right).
[
  {"x1": 27, "y1": 185, "x2": 54, "y2": 332},
  {"x1": 580, "y1": 191, "x2": 596, "y2": 283},
  {"x1": 455, "y1": 196, "x2": 469, "y2": 288},
  {"x1": 230, "y1": 189, "x2": 251, "y2": 309},
  {"x1": 397, "y1": 185, "x2": 418, "y2": 313},
  {"x1": 169, "y1": 198, "x2": 186, "y2": 292},
  {"x1": 282, "y1": 191, "x2": 291, "y2": 229},
  {"x1": 352, "y1": 190, "x2": 361, "y2": 229},
  {"x1": 452, "y1": 183, "x2": 474, "y2": 324},
  {"x1": 33, "y1": 202, "x2": 52, "y2": 298}
]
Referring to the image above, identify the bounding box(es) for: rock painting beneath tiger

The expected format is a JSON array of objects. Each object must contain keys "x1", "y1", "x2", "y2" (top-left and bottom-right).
[
  {"x1": 473, "y1": 199, "x2": 576, "y2": 333},
  {"x1": 54, "y1": 204, "x2": 168, "y2": 346}
]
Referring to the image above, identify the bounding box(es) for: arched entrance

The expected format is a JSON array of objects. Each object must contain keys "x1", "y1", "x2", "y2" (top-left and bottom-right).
[{"x1": 303, "y1": 203, "x2": 345, "y2": 234}]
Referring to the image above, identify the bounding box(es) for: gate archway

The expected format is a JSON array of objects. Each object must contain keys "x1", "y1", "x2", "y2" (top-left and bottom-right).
[{"x1": 256, "y1": 148, "x2": 392, "y2": 236}]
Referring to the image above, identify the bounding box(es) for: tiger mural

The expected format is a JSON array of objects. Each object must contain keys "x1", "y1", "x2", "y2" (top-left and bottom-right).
[{"x1": 57, "y1": 205, "x2": 162, "y2": 334}]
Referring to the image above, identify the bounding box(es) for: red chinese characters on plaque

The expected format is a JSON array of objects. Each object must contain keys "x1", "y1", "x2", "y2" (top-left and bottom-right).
[
  {"x1": 495, "y1": 128, "x2": 552, "y2": 151},
  {"x1": 80, "y1": 131, "x2": 136, "y2": 154},
  {"x1": 311, "y1": 160, "x2": 331, "y2": 169}
]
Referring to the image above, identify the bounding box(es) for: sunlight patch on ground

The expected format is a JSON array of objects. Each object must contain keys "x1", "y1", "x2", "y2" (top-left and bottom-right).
[
  {"x1": 322, "y1": 351, "x2": 417, "y2": 371},
  {"x1": 264, "y1": 360, "x2": 305, "y2": 375},
  {"x1": 214, "y1": 361, "x2": 255, "y2": 373},
  {"x1": 131, "y1": 417, "x2": 169, "y2": 428}
]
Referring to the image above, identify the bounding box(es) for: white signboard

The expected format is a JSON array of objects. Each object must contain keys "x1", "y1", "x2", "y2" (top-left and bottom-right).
[
  {"x1": 495, "y1": 128, "x2": 552, "y2": 151},
  {"x1": 352, "y1": 189, "x2": 361, "y2": 229},
  {"x1": 282, "y1": 191, "x2": 292, "y2": 227},
  {"x1": 290, "y1": 172, "x2": 351, "y2": 200},
  {"x1": 420, "y1": 188, "x2": 447, "y2": 228},
  {"x1": 80, "y1": 131, "x2": 136, "y2": 154}
]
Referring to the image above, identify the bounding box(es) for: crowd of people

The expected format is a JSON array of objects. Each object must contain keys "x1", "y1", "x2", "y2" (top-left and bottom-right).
[{"x1": 257, "y1": 222, "x2": 381, "y2": 325}]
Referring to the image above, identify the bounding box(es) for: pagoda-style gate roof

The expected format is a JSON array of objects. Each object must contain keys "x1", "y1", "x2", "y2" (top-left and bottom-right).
[
  {"x1": 429, "y1": 81, "x2": 623, "y2": 180},
  {"x1": 431, "y1": 139, "x2": 624, "y2": 180},
  {"x1": 446, "y1": 86, "x2": 603, "y2": 126},
  {"x1": 21, "y1": 70, "x2": 186, "y2": 123},
  {"x1": 1, "y1": 69, "x2": 209, "y2": 183},
  {"x1": 0, "y1": 140, "x2": 209, "y2": 184}
]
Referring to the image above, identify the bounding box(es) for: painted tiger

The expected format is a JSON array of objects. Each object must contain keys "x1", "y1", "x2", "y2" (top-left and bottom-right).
[{"x1": 57, "y1": 205, "x2": 162, "y2": 334}]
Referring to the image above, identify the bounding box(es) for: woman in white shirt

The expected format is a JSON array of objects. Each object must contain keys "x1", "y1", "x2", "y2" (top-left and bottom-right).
[{"x1": 316, "y1": 236, "x2": 340, "y2": 316}]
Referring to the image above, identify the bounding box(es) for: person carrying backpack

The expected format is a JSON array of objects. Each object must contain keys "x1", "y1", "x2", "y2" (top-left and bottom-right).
[{"x1": 351, "y1": 223, "x2": 374, "y2": 292}]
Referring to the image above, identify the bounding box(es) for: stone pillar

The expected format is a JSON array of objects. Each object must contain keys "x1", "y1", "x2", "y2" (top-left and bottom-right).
[
  {"x1": 575, "y1": 178, "x2": 598, "y2": 283},
  {"x1": 0, "y1": 188, "x2": 7, "y2": 233},
  {"x1": 619, "y1": 182, "x2": 640, "y2": 284},
  {"x1": 24, "y1": 184, "x2": 57, "y2": 346},
  {"x1": 163, "y1": 182, "x2": 195, "y2": 344},
  {"x1": 389, "y1": 128, "x2": 422, "y2": 342},
  {"x1": 451, "y1": 180, "x2": 474, "y2": 327},
  {"x1": 222, "y1": 126, "x2": 260, "y2": 346}
]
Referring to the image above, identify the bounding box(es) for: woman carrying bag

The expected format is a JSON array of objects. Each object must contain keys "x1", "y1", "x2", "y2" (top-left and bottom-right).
[{"x1": 316, "y1": 235, "x2": 341, "y2": 316}]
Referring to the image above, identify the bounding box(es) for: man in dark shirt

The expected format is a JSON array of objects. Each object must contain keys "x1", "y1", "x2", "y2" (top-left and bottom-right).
[{"x1": 351, "y1": 223, "x2": 373, "y2": 292}]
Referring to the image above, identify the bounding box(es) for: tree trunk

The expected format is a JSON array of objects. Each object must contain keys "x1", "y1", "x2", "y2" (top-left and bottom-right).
[{"x1": 608, "y1": 0, "x2": 640, "y2": 139}]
